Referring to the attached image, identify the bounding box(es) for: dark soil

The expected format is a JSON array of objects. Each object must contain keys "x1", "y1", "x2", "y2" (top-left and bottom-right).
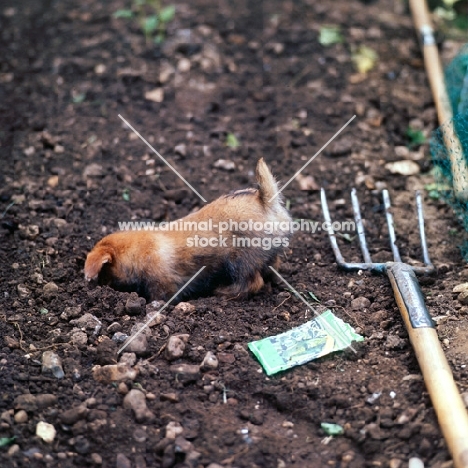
[{"x1": 1, "y1": 0, "x2": 468, "y2": 467}]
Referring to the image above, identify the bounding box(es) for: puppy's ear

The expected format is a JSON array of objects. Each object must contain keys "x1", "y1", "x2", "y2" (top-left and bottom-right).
[{"x1": 84, "y1": 247, "x2": 113, "y2": 281}]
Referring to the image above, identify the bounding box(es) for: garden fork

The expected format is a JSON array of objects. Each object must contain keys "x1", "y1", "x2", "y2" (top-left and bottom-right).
[{"x1": 321, "y1": 188, "x2": 468, "y2": 468}]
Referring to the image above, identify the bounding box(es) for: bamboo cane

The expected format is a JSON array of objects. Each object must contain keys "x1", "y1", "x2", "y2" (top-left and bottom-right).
[{"x1": 409, "y1": 0, "x2": 468, "y2": 200}]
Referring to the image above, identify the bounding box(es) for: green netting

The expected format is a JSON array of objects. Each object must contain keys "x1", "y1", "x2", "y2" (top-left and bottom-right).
[
  {"x1": 446, "y1": 44, "x2": 468, "y2": 116},
  {"x1": 429, "y1": 44, "x2": 468, "y2": 261}
]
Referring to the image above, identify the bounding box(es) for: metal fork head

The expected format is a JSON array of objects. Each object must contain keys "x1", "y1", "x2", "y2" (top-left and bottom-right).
[{"x1": 320, "y1": 188, "x2": 435, "y2": 275}]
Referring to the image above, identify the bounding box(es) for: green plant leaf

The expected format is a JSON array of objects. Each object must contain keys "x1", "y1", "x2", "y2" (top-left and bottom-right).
[
  {"x1": 321, "y1": 422, "x2": 344, "y2": 436},
  {"x1": 226, "y1": 133, "x2": 240, "y2": 148},
  {"x1": 351, "y1": 45, "x2": 378, "y2": 74},
  {"x1": 159, "y1": 5, "x2": 176, "y2": 23},
  {"x1": 72, "y1": 93, "x2": 86, "y2": 104},
  {"x1": 114, "y1": 9, "x2": 134, "y2": 19},
  {"x1": 122, "y1": 188, "x2": 131, "y2": 202},
  {"x1": 0, "y1": 437, "x2": 16, "y2": 448},
  {"x1": 319, "y1": 26, "x2": 343, "y2": 46},
  {"x1": 308, "y1": 291, "x2": 320, "y2": 303},
  {"x1": 154, "y1": 32, "x2": 165, "y2": 44},
  {"x1": 406, "y1": 127, "x2": 426, "y2": 148},
  {"x1": 141, "y1": 15, "x2": 159, "y2": 36}
]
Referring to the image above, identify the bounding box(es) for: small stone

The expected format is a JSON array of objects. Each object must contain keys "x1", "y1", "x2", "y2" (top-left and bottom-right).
[
  {"x1": 326, "y1": 136, "x2": 353, "y2": 156},
  {"x1": 54, "y1": 145, "x2": 65, "y2": 154},
  {"x1": 93, "y1": 363, "x2": 138, "y2": 384},
  {"x1": 75, "y1": 436, "x2": 91, "y2": 454},
  {"x1": 31, "y1": 272, "x2": 44, "y2": 283},
  {"x1": 385, "y1": 160, "x2": 420, "y2": 176},
  {"x1": 169, "y1": 364, "x2": 200, "y2": 382},
  {"x1": 59, "y1": 405, "x2": 87, "y2": 425},
  {"x1": 71, "y1": 330, "x2": 88, "y2": 347},
  {"x1": 165, "y1": 335, "x2": 188, "y2": 361},
  {"x1": 117, "y1": 382, "x2": 129, "y2": 395},
  {"x1": 83, "y1": 163, "x2": 103, "y2": 179},
  {"x1": 200, "y1": 351, "x2": 218, "y2": 371},
  {"x1": 394, "y1": 146, "x2": 409, "y2": 158},
  {"x1": 123, "y1": 333, "x2": 148, "y2": 355},
  {"x1": 249, "y1": 410, "x2": 265, "y2": 425},
  {"x1": 96, "y1": 337, "x2": 118, "y2": 365},
  {"x1": 389, "y1": 459, "x2": 402, "y2": 468},
  {"x1": 7, "y1": 444, "x2": 20, "y2": 456},
  {"x1": 296, "y1": 174, "x2": 319, "y2": 191},
  {"x1": 42, "y1": 351, "x2": 64, "y2": 379},
  {"x1": 177, "y1": 58, "x2": 191, "y2": 72},
  {"x1": 14, "y1": 410, "x2": 28, "y2": 424},
  {"x1": 351, "y1": 296, "x2": 371, "y2": 310},
  {"x1": 457, "y1": 290, "x2": 468, "y2": 305},
  {"x1": 17, "y1": 284, "x2": 31, "y2": 298},
  {"x1": 36, "y1": 421, "x2": 56, "y2": 443},
  {"x1": 174, "y1": 144, "x2": 186, "y2": 157},
  {"x1": 385, "y1": 334, "x2": 406, "y2": 350},
  {"x1": 206, "y1": 464, "x2": 224, "y2": 468},
  {"x1": 133, "y1": 427, "x2": 147, "y2": 443},
  {"x1": 165, "y1": 421, "x2": 183, "y2": 439},
  {"x1": 14, "y1": 394, "x2": 37, "y2": 412},
  {"x1": 116, "y1": 453, "x2": 132, "y2": 468},
  {"x1": 453, "y1": 282, "x2": 468, "y2": 293},
  {"x1": 21, "y1": 224, "x2": 40, "y2": 240},
  {"x1": 123, "y1": 389, "x2": 156, "y2": 423},
  {"x1": 159, "y1": 62, "x2": 175, "y2": 83},
  {"x1": 95, "y1": 64, "x2": 106, "y2": 75},
  {"x1": 213, "y1": 159, "x2": 235, "y2": 171},
  {"x1": 396, "y1": 408, "x2": 418, "y2": 424},
  {"x1": 1, "y1": 410, "x2": 12, "y2": 425},
  {"x1": 160, "y1": 393, "x2": 179, "y2": 403},
  {"x1": 107, "y1": 322, "x2": 122, "y2": 334},
  {"x1": 174, "y1": 302, "x2": 195, "y2": 313},
  {"x1": 61, "y1": 305, "x2": 82, "y2": 321},
  {"x1": 4, "y1": 336, "x2": 20, "y2": 349},
  {"x1": 218, "y1": 352, "x2": 235, "y2": 364},
  {"x1": 91, "y1": 453, "x2": 103, "y2": 465},
  {"x1": 145, "y1": 88, "x2": 164, "y2": 102},
  {"x1": 145, "y1": 311, "x2": 166, "y2": 327},
  {"x1": 119, "y1": 352, "x2": 137, "y2": 366},
  {"x1": 125, "y1": 292, "x2": 145, "y2": 315},
  {"x1": 135, "y1": 454, "x2": 147, "y2": 468},
  {"x1": 112, "y1": 332, "x2": 129, "y2": 344},
  {"x1": 43, "y1": 282, "x2": 59, "y2": 298},
  {"x1": 408, "y1": 458, "x2": 424, "y2": 468},
  {"x1": 174, "y1": 436, "x2": 193, "y2": 454},
  {"x1": 70, "y1": 313, "x2": 101, "y2": 331}
]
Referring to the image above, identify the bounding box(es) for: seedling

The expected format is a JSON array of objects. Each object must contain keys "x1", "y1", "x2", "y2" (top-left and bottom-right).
[
  {"x1": 225, "y1": 133, "x2": 240, "y2": 148},
  {"x1": 319, "y1": 26, "x2": 343, "y2": 46},
  {"x1": 114, "y1": 0, "x2": 176, "y2": 44},
  {"x1": 122, "y1": 188, "x2": 131, "y2": 202},
  {"x1": 406, "y1": 126, "x2": 427, "y2": 148}
]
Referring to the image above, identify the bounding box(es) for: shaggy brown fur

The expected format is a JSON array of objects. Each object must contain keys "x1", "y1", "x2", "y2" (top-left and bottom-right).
[{"x1": 84, "y1": 158, "x2": 292, "y2": 302}]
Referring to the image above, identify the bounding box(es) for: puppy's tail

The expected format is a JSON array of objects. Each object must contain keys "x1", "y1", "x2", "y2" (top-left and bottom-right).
[{"x1": 256, "y1": 158, "x2": 282, "y2": 208}]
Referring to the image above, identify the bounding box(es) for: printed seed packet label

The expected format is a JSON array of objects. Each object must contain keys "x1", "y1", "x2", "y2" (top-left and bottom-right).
[{"x1": 248, "y1": 309, "x2": 364, "y2": 375}]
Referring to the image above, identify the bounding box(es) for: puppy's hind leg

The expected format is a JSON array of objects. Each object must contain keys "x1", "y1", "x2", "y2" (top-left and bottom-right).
[{"x1": 214, "y1": 271, "x2": 265, "y2": 300}]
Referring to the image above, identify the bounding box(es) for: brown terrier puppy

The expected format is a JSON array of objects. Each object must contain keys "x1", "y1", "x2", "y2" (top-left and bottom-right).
[{"x1": 84, "y1": 158, "x2": 292, "y2": 302}]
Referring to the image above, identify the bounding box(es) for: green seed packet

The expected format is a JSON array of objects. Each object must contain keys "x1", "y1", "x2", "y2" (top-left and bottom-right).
[{"x1": 248, "y1": 310, "x2": 364, "y2": 375}]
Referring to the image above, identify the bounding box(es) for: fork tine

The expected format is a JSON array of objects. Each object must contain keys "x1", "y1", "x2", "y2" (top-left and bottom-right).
[
  {"x1": 320, "y1": 188, "x2": 346, "y2": 265},
  {"x1": 351, "y1": 188, "x2": 373, "y2": 264},
  {"x1": 382, "y1": 190, "x2": 402, "y2": 262},
  {"x1": 415, "y1": 190, "x2": 433, "y2": 268}
]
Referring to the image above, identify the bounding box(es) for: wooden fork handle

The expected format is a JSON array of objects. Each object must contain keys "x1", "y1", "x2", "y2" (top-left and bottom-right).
[{"x1": 386, "y1": 262, "x2": 468, "y2": 468}]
